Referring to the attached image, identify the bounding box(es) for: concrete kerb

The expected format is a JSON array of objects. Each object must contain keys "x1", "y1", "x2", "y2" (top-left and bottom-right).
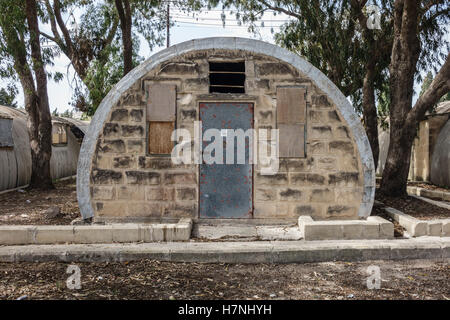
[
  {"x1": 407, "y1": 186, "x2": 450, "y2": 202},
  {"x1": 382, "y1": 205, "x2": 450, "y2": 237},
  {"x1": 409, "y1": 194, "x2": 450, "y2": 210},
  {"x1": 1, "y1": 238, "x2": 449, "y2": 263},
  {"x1": 298, "y1": 216, "x2": 394, "y2": 241},
  {"x1": 0, "y1": 219, "x2": 192, "y2": 245}
]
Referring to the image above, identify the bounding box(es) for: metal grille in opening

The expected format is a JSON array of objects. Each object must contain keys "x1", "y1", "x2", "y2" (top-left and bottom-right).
[{"x1": 209, "y1": 62, "x2": 245, "y2": 93}]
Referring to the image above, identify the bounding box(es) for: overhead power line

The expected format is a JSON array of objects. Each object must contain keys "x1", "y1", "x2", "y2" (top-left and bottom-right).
[
  {"x1": 173, "y1": 20, "x2": 286, "y2": 28},
  {"x1": 170, "y1": 14, "x2": 292, "y2": 22}
]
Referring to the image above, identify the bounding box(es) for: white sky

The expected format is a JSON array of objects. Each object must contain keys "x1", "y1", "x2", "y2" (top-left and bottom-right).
[{"x1": 1, "y1": 6, "x2": 445, "y2": 113}]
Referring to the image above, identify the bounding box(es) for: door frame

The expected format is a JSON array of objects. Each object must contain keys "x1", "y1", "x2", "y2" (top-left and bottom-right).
[{"x1": 197, "y1": 100, "x2": 255, "y2": 219}]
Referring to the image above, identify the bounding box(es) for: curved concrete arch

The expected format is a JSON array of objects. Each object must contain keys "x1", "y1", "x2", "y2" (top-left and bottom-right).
[{"x1": 77, "y1": 37, "x2": 375, "y2": 220}]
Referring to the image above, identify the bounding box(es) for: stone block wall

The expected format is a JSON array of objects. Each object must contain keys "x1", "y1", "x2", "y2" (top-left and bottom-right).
[{"x1": 89, "y1": 49, "x2": 363, "y2": 221}]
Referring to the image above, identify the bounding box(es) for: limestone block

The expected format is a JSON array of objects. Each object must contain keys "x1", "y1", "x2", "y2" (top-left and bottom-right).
[
  {"x1": 73, "y1": 226, "x2": 114, "y2": 243},
  {"x1": 162, "y1": 203, "x2": 197, "y2": 218},
  {"x1": 91, "y1": 169, "x2": 123, "y2": 184},
  {"x1": 0, "y1": 226, "x2": 33, "y2": 245},
  {"x1": 110, "y1": 109, "x2": 129, "y2": 122},
  {"x1": 427, "y1": 220, "x2": 443, "y2": 237},
  {"x1": 367, "y1": 216, "x2": 394, "y2": 239},
  {"x1": 111, "y1": 224, "x2": 140, "y2": 243},
  {"x1": 113, "y1": 155, "x2": 137, "y2": 169},
  {"x1": 290, "y1": 173, "x2": 326, "y2": 186},
  {"x1": 130, "y1": 109, "x2": 144, "y2": 122},
  {"x1": 442, "y1": 219, "x2": 450, "y2": 237},
  {"x1": 384, "y1": 207, "x2": 427, "y2": 237},
  {"x1": 92, "y1": 186, "x2": 115, "y2": 200},
  {"x1": 117, "y1": 185, "x2": 145, "y2": 200},
  {"x1": 95, "y1": 201, "x2": 127, "y2": 217},
  {"x1": 146, "y1": 187, "x2": 175, "y2": 201},
  {"x1": 164, "y1": 172, "x2": 196, "y2": 184},
  {"x1": 126, "y1": 171, "x2": 161, "y2": 185},
  {"x1": 101, "y1": 140, "x2": 125, "y2": 153},
  {"x1": 34, "y1": 226, "x2": 75, "y2": 244},
  {"x1": 126, "y1": 140, "x2": 144, "y2": 153}
]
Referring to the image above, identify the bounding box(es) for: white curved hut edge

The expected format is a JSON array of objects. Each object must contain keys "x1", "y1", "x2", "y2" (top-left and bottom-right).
[{"x1": 77, "y1": 37, "x2": 375, "y2": 220}]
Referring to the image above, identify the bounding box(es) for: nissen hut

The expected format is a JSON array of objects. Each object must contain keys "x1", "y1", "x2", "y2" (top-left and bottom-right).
[{"x1": 77, "y1": 37, "x2": 375, "y2": 223}]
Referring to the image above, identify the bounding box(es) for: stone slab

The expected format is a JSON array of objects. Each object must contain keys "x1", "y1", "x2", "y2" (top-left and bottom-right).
[
  {"x1": 0, "y1": 237, "x2": 448, "y2": 264},
  {"x1": 0, "y1": 219, "x2": 192, "y2": 245},
  {"x1": 298, "y1": 216, "x2": 394, "y2": 240}
]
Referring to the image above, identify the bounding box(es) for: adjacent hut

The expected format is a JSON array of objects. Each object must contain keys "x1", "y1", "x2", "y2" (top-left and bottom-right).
[
  {"x1": 77, "y1": 37, "x2": 375, "y2": 223},
  {"x1": 431, "y1": 117, "x2": 450, "y2": 187},
  {"x1": 0, "y1": 105, "x2": 89, "y2": 191},
  {"x1": 377, "y1": 101, "x2": 450, "y2": 187}
]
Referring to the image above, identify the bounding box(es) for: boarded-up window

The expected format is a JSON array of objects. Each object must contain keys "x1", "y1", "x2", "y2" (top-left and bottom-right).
[
  {"x1": 148, "y1": 122, "x2": 174, "y2": 154},
  {"x1": 52, "y1": 123, "x2": 67, "y2": 146},
  {"x1": 0, "y1": 118, "x2": 13, "y2": 148},
  {"x1": 147, "y1": 84, "x2": 176, "y2": 155},
  {"x1": 276, "y1": 87, "x2": 306, "y2": 157},
  {"x1": 147, "y1": 84, "x2": 176, "y2": 121}
]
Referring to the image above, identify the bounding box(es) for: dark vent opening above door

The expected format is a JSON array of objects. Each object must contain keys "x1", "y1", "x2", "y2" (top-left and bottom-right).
[{"x1": 209, "y1": 62, "x2": 245, "y2": 93}]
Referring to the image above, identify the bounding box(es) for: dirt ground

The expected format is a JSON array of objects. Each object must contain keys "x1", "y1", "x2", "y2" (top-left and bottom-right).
[
  {"x1": 375, "y1": 191, "x2": 450, "y2": 220},
  {"x1": 408, "y1": 181, "x2": 450, "y2": 193},
  {"x1": 0, "y1": 259, "x2": 448, "y2": 300},
  {"x1": 0, "y1": 178, "x2": 79, "y2": 225}
]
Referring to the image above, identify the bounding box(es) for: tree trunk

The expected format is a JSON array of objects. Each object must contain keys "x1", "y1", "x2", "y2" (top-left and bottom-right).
[
  {"x1": 362, "y1": 65, "x2": 379, "y2": 171},
  {"x1": 380, "y1": 0, "x2": 421, "y2": 196},
  {"x1": 25, "y1": 0, "x2": 54, "y2": 189},
  {"x1": 115, "y1": 0, "x2": 133, "y2": 76}
]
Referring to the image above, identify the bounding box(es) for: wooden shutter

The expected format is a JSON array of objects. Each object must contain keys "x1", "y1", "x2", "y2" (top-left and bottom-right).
[
  {"x1": 147, "y1": 84, "x2": 176, "y2": 121},
  {"x1": 147, "y1": 84, "x2": 176, "y2": 155},
  {"x1": 276, "y1": 87, "x2": 306, "y2": 157},
  {"x1": 278, "y1": 124, "x2": 305, "y2": 158},
  {"x1": 52, "y1": 124, "x2": 67, "y2": 145},
  {"x1": 148, "y1": 122, "x2": 174, "y2": 154}
]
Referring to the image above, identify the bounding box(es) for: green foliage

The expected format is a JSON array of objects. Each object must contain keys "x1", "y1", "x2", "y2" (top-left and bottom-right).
[
  {"x1": 0, "y1": 1, "x2": 28, "y2": 87},
  {"x1": 0, "y1": 0, "x2": 61, "y2": 108},
  {"x1": 0, "y1": 84, "x2": 18, "y2": 108},
  {"x1": 79, "y1": 36, "x2": 143, "y2": 115},
  {"x1": 71, "y1": 0, "x2": 211, "y2": 115},
  {"x1": 419, "y1": 70, "x2": 450, "y2": 110},
  {"x1": 377, "y1": 81, "x2": 390, "y2": 130},
  {"x1": 419, "y1": 71, "x2": 433, "y2": 96},
  {"x1": 223, "y1": 0, "x2": 393, "y2": 116}
]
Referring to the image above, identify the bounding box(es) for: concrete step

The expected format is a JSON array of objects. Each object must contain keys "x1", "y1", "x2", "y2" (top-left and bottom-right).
[
  {"x1": 192, "y1": 224, "x2": 302, "y2": 240},
  {"x1": 0, "y1": 237, "x2": 448, "y2": 263}
]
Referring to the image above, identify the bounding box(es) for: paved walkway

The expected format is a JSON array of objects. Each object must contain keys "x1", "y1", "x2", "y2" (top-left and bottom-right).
[{"x1": 0, "y1": 237, "x2": 449, "y2": 263}]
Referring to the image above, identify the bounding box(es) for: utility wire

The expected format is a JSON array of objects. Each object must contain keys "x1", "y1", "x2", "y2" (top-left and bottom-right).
[{"x1": 173, "y1": 20, "x2": 286, "y2": 27}]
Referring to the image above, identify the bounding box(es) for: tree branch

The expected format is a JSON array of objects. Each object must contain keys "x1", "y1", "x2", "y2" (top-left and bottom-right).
[
  {"x1": 409, "y1": 53, "x2": 450, "y2": 122},
  {"x1": 53, "y1": 0, "x2": 74, "y2": 56},
  {"x1": 257, "y1": 0, "x2": 302, "y2": 20},
  {"x1": 39, "y1": 31, "x2": 57, "y2": 43},
  {"x1": 44, "y1": 0, "x2": 64, "y2": 48}
]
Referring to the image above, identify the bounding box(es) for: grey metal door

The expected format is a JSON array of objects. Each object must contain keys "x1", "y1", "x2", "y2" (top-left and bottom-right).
[{"x1": 199, "y1": 102, "x2": 253, "y2": 218}]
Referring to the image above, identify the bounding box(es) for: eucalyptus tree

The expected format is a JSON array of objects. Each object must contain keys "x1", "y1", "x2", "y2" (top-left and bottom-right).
[
  {"x1": 41, "y1": 0, "x2": 205, "y2": 115},
  {"x1": 380, "y1": 0, "x2": 449, "y2": 195},
  {"x1": 0, "y1": 0, "x2": 56, "y2": 189},
  {"x1": 223, "y1": 0, "x2": 394, "y2": 170}
]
